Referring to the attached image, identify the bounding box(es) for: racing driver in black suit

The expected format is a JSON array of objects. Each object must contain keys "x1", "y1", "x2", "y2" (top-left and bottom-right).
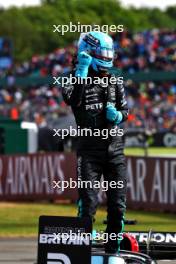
[{"x1": 62, "y1": 31, "x2": 129, "y2": 254}]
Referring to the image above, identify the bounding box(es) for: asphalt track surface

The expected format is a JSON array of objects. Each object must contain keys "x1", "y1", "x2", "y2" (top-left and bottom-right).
[{"x1": 0, "y1": 238, "x2": 175, "y2": 264}]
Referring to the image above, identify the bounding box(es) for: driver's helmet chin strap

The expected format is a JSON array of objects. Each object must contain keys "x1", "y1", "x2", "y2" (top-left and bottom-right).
[{"x1": 88, "y1": 65, "x2": 110, "y2": 78}]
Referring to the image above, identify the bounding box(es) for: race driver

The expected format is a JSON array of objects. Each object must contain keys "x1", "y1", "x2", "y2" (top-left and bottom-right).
[{"x1": 62, "y1": 31, "x2": 128, "y2": 254}]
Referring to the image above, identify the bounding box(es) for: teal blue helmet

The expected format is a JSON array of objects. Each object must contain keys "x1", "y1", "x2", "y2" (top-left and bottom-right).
[{"x1": 78, "y1": 31, "x2": 114, "y2": 71}]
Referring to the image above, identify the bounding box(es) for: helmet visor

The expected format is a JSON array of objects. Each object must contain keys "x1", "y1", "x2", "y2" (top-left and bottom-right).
[{"x1": 91, "y1": 47, "x2": 114, "y2": 61}]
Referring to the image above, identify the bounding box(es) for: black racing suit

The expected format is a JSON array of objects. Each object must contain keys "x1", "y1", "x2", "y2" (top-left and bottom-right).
[{"x1": 62, "y1": 68, "x2": 128, "y2": 253}]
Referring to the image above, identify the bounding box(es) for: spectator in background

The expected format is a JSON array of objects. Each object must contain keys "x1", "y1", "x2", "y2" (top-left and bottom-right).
[{"x1": 0, "y1": 29, "x2": 175, "y2": 132}]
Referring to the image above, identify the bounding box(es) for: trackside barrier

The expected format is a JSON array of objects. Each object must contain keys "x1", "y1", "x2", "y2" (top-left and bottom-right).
[{"x1": 0, "y1": 152, "x2": 175, "y2": 212}]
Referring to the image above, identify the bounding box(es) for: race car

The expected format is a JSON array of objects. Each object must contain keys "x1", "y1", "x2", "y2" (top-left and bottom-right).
[
  {"x1": 92, "y1": 231, "x2": 156, "y2": 264},
  {"x1": 92, "y1": 248, "x2": 156, "y2": 264},
  {"x1": 92, "y1": 229, "x2": 176, "y2": 263},
  {"x1": 37, "y1": 216, "x2": 176, "y2": 264}
]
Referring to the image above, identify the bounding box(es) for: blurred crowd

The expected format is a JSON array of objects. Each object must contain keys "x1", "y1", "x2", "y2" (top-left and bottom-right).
[
  {"x1": 113, "y1": 29, "x2": 176, "y2": 72},
  {"x1": 0, "y1": 29, "x2": 176, "y2": 132},
  {"x1": 126, "y1": 80, "x2": 176, "y2": 132}
]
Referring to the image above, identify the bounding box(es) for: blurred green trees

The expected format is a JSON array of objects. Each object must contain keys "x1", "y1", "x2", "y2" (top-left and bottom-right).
[{"x1": 0, "y1": 0, "x2": 175, "y2": 61}]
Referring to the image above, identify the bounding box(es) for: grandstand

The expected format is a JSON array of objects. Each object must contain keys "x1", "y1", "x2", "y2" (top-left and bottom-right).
[{"x1": 0, "y1": 29, "x2": 175, "y2": 134}]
